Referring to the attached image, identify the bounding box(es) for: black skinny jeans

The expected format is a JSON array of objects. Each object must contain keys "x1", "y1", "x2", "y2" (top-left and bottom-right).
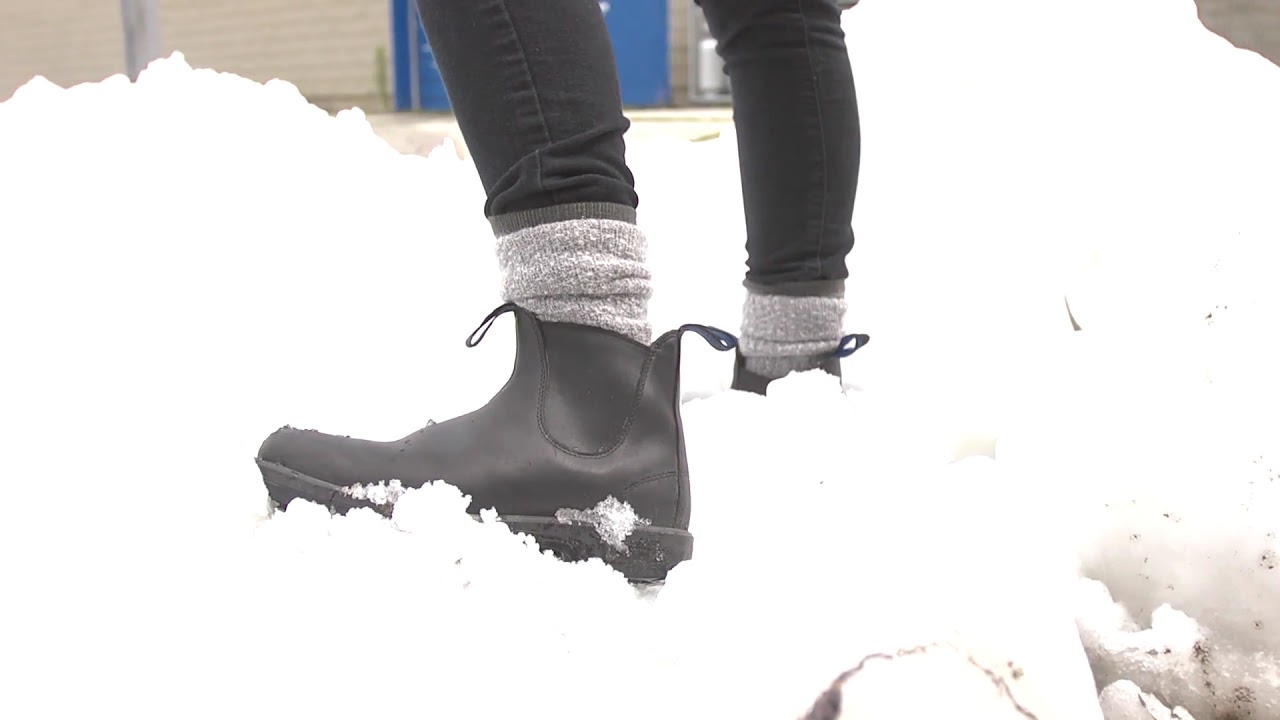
[{"x1": 416, "y1": 0, "x2": 860, "y2": 288}]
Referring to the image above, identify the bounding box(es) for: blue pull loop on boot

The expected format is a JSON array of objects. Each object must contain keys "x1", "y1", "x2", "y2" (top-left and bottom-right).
[
  {"x1": 834, "y1": 332, "x2": 871, "y2": 358},
  {"x1": 678, "y1": 323, "x2": 739, "y2": 352}
]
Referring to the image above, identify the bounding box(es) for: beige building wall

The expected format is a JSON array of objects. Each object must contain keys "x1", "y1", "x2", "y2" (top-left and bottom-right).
[
  {"x1": 3, "y1": 1, "x2": 1276, "y2": 110},
  {"x1": 1, "y1": 2, "x2": 127, "y2": 100},
  {"x1": 156, "y1": 0, "x2": 391, "y2": 112},
  {"x1": 1, "y1": 0, "x2": 392, "y2": 111},
  {"x1": 1, "y1": 0, "x2": 695, "y2": 109},
  {"x1": 1198, "y1": 0, "x2": 1280, "y2": 65}
]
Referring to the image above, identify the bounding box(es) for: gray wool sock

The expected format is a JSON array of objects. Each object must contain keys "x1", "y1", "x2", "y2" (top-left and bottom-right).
[
  {"x1": 492, "y1": 202, "x2": 652, "y2": 344},
  {"x1": 739, "y1": 281, "x2": 847, "y2": 379}
]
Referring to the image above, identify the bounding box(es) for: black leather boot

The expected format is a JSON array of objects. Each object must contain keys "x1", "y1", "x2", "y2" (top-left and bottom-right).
[
  {"x1": 729, "y1": 332, "x2": 870, "y2": 395},
  {"x1": 256, "y1": 303, "x2": 736, "y2": 583}
]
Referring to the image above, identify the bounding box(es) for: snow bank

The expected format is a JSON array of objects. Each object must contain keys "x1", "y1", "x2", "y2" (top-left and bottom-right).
[
  {"x1": 2, "y1": 0, "x2": 1278, "y2": 718},
  {"x1": 835, "y1": 0, "x2": 1280, "y2": 715}
]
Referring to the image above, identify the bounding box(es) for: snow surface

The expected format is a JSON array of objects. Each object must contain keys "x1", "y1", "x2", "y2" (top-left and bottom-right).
[{"x1": 2, "y1": 0, "x2": 1278, "y2": 718}]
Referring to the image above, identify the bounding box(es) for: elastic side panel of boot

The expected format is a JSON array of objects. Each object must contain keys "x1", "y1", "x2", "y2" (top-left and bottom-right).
[
  {"x1": 539, "y1": 323, "x2": 651, "y2": 456},
  {"x1": 665, "y1": 335, "x2": 691, "y2": 529}
]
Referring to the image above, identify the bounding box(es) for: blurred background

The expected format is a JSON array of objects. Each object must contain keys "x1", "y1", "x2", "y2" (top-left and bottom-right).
[{"x1": 2, "y1": 0, "x2": 1277, "y2": 114}]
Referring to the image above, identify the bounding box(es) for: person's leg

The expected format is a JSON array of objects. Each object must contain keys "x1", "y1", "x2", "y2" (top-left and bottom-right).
[
  {"x1": 698, "y1": 0, "x2": 863, "y2": 389},
  {"x1": 416, "y1": 0, "x2": 651, "y2": 343},
  {"x1": 255, "y1": 0, "x2": 739, "y2": 583}
]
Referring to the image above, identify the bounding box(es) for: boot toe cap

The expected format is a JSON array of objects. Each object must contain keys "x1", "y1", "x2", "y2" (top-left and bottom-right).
[
  {"x1": 258, "y1": 425, "x2": 312, "y2": 466},
  {"x1": 256, "y1": 425, "x2": 360, "y2": 485}
]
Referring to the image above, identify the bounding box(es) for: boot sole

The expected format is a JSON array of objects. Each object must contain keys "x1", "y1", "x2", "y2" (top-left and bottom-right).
[{"x1": 256, "y1": 459, "x2": 692, "y2": 584}]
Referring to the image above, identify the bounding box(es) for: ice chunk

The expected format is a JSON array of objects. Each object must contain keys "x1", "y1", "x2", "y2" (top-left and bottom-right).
[
  {"x1": 341, "y1": 479, "x2": 407, "y2": 507},
  {"x1": 555, "y1": 496, "x2": 651, "y2": 553},
  {"x1": 1076, "y1": 578, "x2": 1280, "y2": 720},
  {"x1": 1099, "y1": 680, "x2": 1198, "y2": 720}
]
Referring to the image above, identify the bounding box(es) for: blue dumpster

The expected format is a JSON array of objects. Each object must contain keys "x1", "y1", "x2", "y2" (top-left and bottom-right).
[
  {"x1": 601, "y1": 1, "x2": 671, "y2": 107},
  {"x1": 390, "y1": 0, "x2": 449, "y2": 111},
  {"x1": 391, "y1": 0, "x2": 670, "y2": 111}
]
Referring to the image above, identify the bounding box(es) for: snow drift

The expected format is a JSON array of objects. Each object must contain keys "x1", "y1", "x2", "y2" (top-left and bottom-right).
[{"x1": 1, "y1": 0, "x2": 1278, "y2": 718}]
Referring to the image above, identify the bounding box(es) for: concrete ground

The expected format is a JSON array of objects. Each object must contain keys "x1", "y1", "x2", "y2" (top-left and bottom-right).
[{"x1": 364, "y1": 107, "x2": 734, "y2": 158}]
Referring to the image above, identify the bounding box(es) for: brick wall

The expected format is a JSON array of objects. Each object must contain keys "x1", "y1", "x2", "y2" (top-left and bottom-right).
[{"x1": 1197, "y1": 0, "x2": 1280, "y2": 65}]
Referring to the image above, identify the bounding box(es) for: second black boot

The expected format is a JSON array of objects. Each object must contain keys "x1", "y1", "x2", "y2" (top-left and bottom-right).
[
  {"x1": 730, "y1": 282, "x2": 869, "y2": 395},
  {"x1": 730, "y1": 335, "x2": 868, "y2": 394},
  {"x1": 256, "y1": 304, "x2": 736, "y2": 583}
]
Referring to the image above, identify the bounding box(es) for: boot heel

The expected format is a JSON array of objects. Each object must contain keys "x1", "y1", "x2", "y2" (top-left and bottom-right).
[
  {"x1": 259, "y1": 459, "x2": 370, "y2": 514},
  {"x1": 500, "y1": 515, "x2": 693, "y2": 584}
]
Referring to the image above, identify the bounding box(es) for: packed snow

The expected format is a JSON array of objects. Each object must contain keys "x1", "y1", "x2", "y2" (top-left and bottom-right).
[
  {"x1": 554, "y1": 496, "x2": 652, "y2": 553},
  {"x1": 2, "y1": 0, "x2": 1278, "y2": 718},
  {"x1": 342, "y1": 478, "x2": 408, "y2": 506}
]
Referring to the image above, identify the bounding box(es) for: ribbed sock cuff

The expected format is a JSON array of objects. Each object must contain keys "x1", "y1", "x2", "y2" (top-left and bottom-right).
[
  {"x1": 739, "y1": 282, "x2": 847, "y2": 379},
  {"x1": 490, "y1": 202, "x2": 637, "y2": 236},
  {"x1": 495, "y1": 208, "x2": 651, "y2": 344}
]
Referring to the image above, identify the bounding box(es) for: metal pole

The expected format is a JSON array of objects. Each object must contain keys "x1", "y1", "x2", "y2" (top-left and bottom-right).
[{"x1": 121, "y1": 0, "x2": 163, "y2": 81}]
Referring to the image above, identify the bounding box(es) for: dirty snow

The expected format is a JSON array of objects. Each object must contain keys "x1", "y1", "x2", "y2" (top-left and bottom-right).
[{"x1": 2, "y1": 0, "x2": 1278, "y2": 718}]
